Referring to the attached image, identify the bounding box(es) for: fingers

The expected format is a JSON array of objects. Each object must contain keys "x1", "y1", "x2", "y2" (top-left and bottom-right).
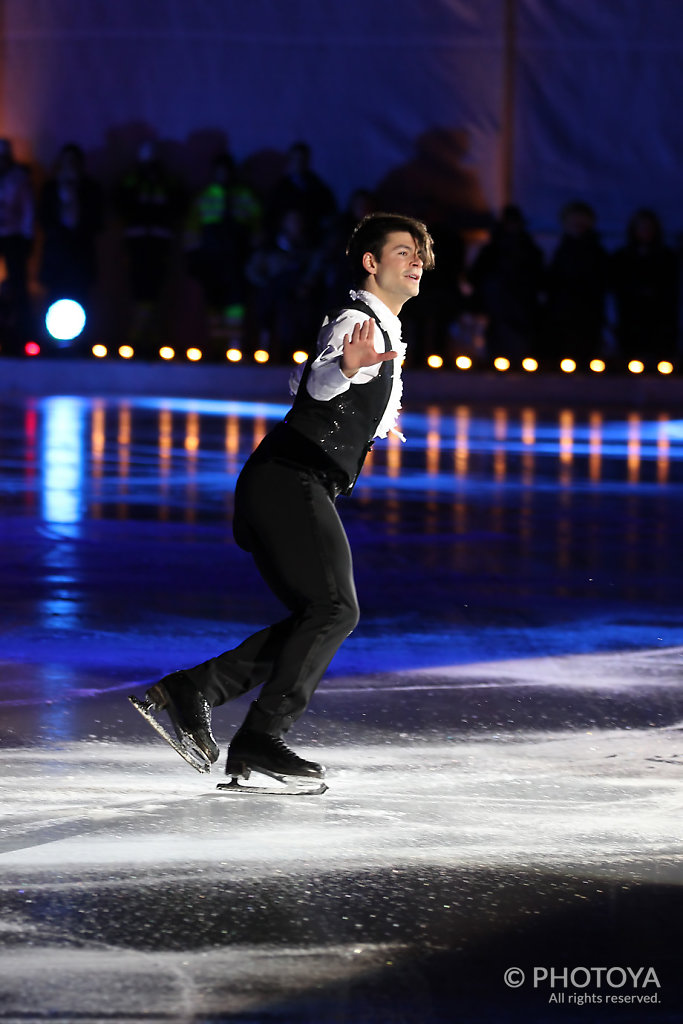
[
  {"x1": 346, "y1": 319, "x2": 375, "y2": 347},
  {"x1": 360, "y1": 318, "x2": 375, "y2": 343},
  {"x1": 341, "y1": 318, "x2": 389, "y2": 376}
]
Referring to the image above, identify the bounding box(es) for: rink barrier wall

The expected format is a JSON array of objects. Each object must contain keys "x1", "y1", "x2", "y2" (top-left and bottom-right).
[{"x1": 0, "y1": 359, "x2": 682, "y2": 407}]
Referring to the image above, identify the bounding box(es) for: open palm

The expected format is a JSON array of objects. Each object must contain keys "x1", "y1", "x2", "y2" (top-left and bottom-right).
[{"x1": 341, "y1": 318, "x2": 398, "y2": 377}]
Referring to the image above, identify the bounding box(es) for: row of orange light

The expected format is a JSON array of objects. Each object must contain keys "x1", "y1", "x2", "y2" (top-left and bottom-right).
[
  {"x1": 90, "y1": 345, "x2": 310, "y2": 364},
  {"x1": 18, "y1": 342, "x2": 679, "y2": 376},
  {"x1": 426, "y1": 354, "x2": 676, "y2": 375}
]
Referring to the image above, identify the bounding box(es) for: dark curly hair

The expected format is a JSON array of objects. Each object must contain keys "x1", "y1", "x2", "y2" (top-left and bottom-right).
[{"x1": 346, "y1": 212, "x2": 435, "y2": 286}]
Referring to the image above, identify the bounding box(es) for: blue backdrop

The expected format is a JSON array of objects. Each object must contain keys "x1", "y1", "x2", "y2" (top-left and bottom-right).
[{"x1": 2, "y1": 0, "x2": 681, "y2": 236}]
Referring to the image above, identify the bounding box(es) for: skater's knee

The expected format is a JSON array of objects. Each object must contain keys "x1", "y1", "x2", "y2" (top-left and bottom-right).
[
  {"x1": 333, "y1": 594, "x2": 360, "y2": 635},
  {"x1": 307, "y1": 595, "x2": 359, "y2": 636},
  {"x1": 348, "y1": 596, "x2": 361, "y2": 632}
]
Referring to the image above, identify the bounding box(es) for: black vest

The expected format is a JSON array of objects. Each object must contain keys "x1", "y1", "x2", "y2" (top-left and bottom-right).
[{"x1": 285, "y1": 298, "x2": 394, "y2": 494}]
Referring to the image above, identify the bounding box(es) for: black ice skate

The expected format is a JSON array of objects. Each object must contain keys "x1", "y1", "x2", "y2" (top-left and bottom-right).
[
  {"x1": 129, "y1": 670, "x2": 219, "y2": 774},
  {"x1": 217, "y1": 729, "x2": 328, "y2": 796}
]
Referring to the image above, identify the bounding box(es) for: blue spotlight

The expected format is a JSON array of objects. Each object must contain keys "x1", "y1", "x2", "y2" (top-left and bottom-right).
[{"x1": 45, "y1": 299, "x2": 87, "y2": 344}]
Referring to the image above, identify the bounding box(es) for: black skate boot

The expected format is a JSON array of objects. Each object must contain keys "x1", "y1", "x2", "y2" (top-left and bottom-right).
[
  {"x1": 218, "y1": 716, "x2": 327, "y2": 795},
  {"x1": 129, "y1": 670, "x2": 219, "y2": 773}
]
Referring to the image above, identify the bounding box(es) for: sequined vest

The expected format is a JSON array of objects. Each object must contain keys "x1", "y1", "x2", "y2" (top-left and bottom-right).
[{"x1": 285, "y1": 298, "x2": 394, "y2": 494}]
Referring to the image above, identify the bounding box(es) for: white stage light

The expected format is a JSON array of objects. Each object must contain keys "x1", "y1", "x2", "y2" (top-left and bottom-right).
[{"x1": 45, "y1": 299, "x2": 86, "y2": 343}]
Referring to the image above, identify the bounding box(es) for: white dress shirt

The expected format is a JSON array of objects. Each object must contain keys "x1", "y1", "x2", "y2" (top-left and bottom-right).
[{"x1": 289, "y1": 289, "x2": 406, "y2": 441}]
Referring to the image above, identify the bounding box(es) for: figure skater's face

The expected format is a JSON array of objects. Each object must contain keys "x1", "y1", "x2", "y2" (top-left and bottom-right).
[{"x1": 362, "y1": 231, "x2": 423, "y2": 314}]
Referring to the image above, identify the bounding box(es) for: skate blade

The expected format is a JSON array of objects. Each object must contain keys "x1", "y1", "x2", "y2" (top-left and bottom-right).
[
  {"x1": 129, "y1": 695, "x2": 211, "y2": 774},
  {"x1": 216, "y1": 773, "x2": 328, "y2": 797}
]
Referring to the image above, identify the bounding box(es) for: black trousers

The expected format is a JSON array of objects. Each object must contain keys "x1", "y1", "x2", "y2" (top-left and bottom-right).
[{"x1": 185, "y1": 457, "x2": 360, "y2": 736}]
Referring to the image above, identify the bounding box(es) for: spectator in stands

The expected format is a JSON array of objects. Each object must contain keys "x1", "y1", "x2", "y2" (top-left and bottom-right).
[
  {"x1": 38, "y1": 143, "x2": 104, "y2": 308},
  {"x1": 246, "y1": 207, "x2": 321, "y2": 361},
  {"x1": 185, "y1": 152, "x2": 262, "y2": 349},
  {"x1": 115, "y1": 141, "x2": 185, "y2": 351},
  {"x1": 468, "y1": 204, "x2": 544, "y2": 361},
  {"x1": 543, "y1": 200, "x2": 608, "y2": 362},
  {"x1": 403, "y1": 215, "x2": 467, "y2": 364},
  {"x1": 316, "y1": 188, "x2": 378, "y2": 307},
  {"x1": 610, "y1": 208, "x2": 678, "y2": 361},
  {"x1": 0, "y1": 138, "x2": 34, "y2": 347},
  {"x1": 267, "y1": 141, "x2": 337, "y2": 244}
]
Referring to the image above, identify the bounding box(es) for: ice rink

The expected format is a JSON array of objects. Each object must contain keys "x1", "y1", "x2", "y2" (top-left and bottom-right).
[{"x1": 1, "y1": 393, "x2": 682, "y2": 1023}]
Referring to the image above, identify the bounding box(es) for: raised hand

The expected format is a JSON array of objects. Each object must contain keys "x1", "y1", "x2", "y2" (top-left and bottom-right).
[{"x1": 341, "y1": 318, "x2": 398, "y2": 378}]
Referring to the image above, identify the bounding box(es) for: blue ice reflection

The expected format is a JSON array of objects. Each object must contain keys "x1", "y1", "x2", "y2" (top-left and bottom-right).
[
  {"x1": 132, "y1": 396, "x2": 291, "y2": 419},
  {"x1": 41, "y1": 397, "x2": 86, "y2": 525}
]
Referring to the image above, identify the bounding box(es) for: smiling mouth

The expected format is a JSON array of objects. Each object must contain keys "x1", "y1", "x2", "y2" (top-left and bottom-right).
[{"x1": 406, "y1": 273, "x2": 421, "y2": 281}]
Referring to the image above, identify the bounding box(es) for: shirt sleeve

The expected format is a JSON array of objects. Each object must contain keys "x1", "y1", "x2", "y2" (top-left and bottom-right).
[{"x1": 302, "y1": 309, "x2": 382, "y2": 402}]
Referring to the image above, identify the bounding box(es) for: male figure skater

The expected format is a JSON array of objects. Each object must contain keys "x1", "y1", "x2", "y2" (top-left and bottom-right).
[{"x1": 131, "y1": 212, "x2": 434, "y2": 785}]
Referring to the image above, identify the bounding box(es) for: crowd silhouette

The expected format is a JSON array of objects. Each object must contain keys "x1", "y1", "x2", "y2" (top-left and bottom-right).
[{"x1": 0, "y1": 134, "x2": 680, "y2": 367}]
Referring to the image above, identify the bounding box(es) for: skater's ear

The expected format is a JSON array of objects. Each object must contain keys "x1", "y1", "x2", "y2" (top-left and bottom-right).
[{"x1": 362, "y1": 251, "x2": 377, "y2": 277}]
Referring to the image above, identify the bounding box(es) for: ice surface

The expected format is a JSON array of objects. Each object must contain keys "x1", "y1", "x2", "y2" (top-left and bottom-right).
[{"x1": 1, "y1": 397, "x2": 683, "y2": 1022}]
